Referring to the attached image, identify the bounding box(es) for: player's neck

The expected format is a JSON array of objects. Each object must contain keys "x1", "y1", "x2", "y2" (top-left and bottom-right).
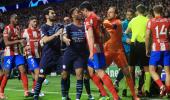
[
  {"x1": 87, "y1": 11, "x2": 93, "y2": 17},
  {"x1": 10, "y1": 23, "x2": 17, "y2": 28},
  {"x1": 154, "y1": 14, "x2": 161, "y2": 18},
  {"x1": 138, "y1": 13, "x2": 144, "y2": 16},
  {"x1": 46, "y1": 20, "x2": 53, "y2": 26},
  {"x1": 73, "y1": 19, "x2": 81, "y2": 26},
  {"x1": 30, "y1": 26, "x2": 36, "y2": 30}
]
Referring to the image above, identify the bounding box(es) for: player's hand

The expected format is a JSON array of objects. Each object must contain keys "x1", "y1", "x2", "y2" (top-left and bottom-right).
[
  {"x1": 89, "y1": 52, "x2": 94, "y2": 60},
  {"x1": 146, "y1": 50, "x2": 150, "y2": 57},
  {"x1": 65, "y1": 38, "x2": 71, "y2": 46},
  {"x1": 126, "y1": 38, "x2": 131, "y2": 44},
  {"x1": 19, "y1": 38, "x2": 27, "y2": 47},
  {"x1": 54, "y1": 28, "x2": 63, "y2": 37}
]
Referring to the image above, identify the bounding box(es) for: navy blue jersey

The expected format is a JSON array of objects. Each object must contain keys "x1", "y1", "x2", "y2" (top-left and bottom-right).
[
  {"x1": 40, "y1": 23, "x2": 64, "y2": 55},
  {"x1": 64, "y1": 23, "x2": 87, "y2": 52}
]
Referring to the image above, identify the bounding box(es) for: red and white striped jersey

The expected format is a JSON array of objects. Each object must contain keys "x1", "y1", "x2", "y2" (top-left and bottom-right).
[
  {"x1": 22, "y1": 28, "x2": 41, "y2": 58},
  {"x1": 3, "y1": 25, "x2": 21, "y2": 56},
  {"x1": 147, "y1": 16, "x2": 170, "y2": 51}
]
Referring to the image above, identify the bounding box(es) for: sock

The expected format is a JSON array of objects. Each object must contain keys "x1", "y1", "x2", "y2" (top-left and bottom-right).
[
  {"x1": 0, "y1": 75, "x2": 3, "y2": 84},
  {"x1": 155, "y1": 79, "x2": 163, "y2": 88},
  {"x1": 32, "y1": 79, "x2": 36, "y2": 90},
  {"x1": 144, "y1": 72, "x2": 151, "y2": 92},
  {"x1": 101, "y1": 74, "x2": 119, "y2": 99},
  {"x1": 20, "y1": 73, "x2": 28, "y2": 92},
  {"x1": 166, "y1": 86, "x2": 170, "y2": 93},
  {"x1": 115, "y1": 70, "x2": 124, "y2": 83},
  {"x1": 66, "y1": 75, "x2": 70, "y2": 95},
  {"x1": 34, "y1": 77, "x2": 45, "y2": 98},
  {"x1": 138, "y1": 70, "x2": 145, "y2": 91},
  {"x1": 61, "y1": 78, "x2": 68, "y2": 97},
  {"x1": 91, "y1": 74, "x2": 107, "y2": 96},
  {"x1": 0, "y1": 75, "x2": 8, "y2": 93},
  {"x1": 76, "y1": 80, "x2": 83, "y2": 99},
  {"x1": 84, "y1": 78, "x2": 91, "y2": 96}
]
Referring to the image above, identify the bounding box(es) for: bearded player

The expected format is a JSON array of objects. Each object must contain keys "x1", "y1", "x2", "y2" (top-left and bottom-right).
[
  {"x1": 22, "y1": 16, "x2": 44, "y2": 96},
  {"x1": 1, "y1": 14, "x2": 30, "y2": 99}
]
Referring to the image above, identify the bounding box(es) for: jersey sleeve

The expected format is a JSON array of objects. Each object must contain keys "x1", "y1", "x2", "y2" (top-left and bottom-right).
[
  {"x1": 85, "y1": 18, "x2": 93, "y2": 30},
  {"x1": 22, "y1": 29, "x2": 29, "y2": 44},
  {"x1": 40, "y1": 24, "x2": 47, "y2": 38},
  {"x1": 3, "y1": 26, "x2": 9, "y2": 37}
]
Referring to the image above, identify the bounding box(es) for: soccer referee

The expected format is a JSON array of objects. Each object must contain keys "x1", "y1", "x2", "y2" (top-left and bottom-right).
[{"x1": 125, "y1": 4, "x2": 151, "y2": 95}]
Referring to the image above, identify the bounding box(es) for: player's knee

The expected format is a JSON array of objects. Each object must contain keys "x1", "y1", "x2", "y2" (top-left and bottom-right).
[
  {"x1": 76, "y1": 73, "x2": 83, "y2": 80},
  {"x1": 88, "y1": 67, "x2": 94, "y2": 77},
  {"x1": 34, "y1": 69, "x2": 39, "y2": 75},
  {"x1": 149, "y1": 66, "x2": 156, "y2": 73},
  {"x1": 96, "y1": 69, "x2": 105, "y2": 78},
  {"x1": 61, "y1": 71, "x2": 68, "y2": 79},
  {"x1": 164, "y1": 66, "x2": 170, "y2": 74},
  {"x1": 18, "y1": 65, "x2": 26, "y2": 73}
]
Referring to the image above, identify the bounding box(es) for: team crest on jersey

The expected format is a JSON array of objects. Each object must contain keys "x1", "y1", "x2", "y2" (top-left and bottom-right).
[{"x1": 40, "y1": 69, "x2": 44, "y2": 73}]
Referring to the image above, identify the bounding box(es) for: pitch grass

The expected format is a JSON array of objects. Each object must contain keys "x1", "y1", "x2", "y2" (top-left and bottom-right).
[{"x1": 4, "y1": 75, "x2": 169, "y2": 100}]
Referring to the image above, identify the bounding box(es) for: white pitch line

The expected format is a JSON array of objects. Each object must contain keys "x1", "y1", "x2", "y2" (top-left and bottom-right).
[
  {"x1": 5, "y1": 88, "x2": 167, "y2": 100},
  {"x1": 5, "y1": 88, "x2": 99, "y2": 96}
]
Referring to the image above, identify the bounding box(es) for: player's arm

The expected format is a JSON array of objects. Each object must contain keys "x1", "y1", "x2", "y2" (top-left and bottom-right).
[
  {"x1": 22, "y1": 30, "x2": 30, "y2": 47},
  {"x1": 41, "y1": 28, "x2": 63, "y2": 44},
  {"x1": 63, "y1": 34, "x2": 71, "y2": 46},
  {"x1": 87, "y1": 27, "x2": 94, "y2": 59},
  {"x1": 3, "y1": 28, "x2": 24, "y2": 46},
  {"x1": 125, "y1": 27, "x2": 132, "y2": 34},
  {"x1": 125, "y1": 20, "x2": 132, "y2": 34},
  {"x1": 62, "y1": 27, "x2": 71, "y2": 46},
  {"x1": 145, "y1": 21, "x2": 152, "y2": 57},
  {"x1": 102, "y1": 20, "x2": 111, "y2": 43}
]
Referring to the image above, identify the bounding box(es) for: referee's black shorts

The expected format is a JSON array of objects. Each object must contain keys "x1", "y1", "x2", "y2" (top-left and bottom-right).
[{"x1": 128, "y1": 41, "x2": 149, "y2": 67}]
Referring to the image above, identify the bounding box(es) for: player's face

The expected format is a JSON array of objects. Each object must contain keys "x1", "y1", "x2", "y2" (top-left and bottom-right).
[
  {"x1": 48, "y1": 10, "x2": 56, "y2": 21},
  {"x1": 30, "y1": 19, "x2": 38, "y2": 28},
  {"x1": 64, "y1": 17, "x2": 71, "y2": 25},
  {"x1": 81, "y1": 8, "x2": 87, "y2": 17},
  {"x1": 12, "y1": 16, "x2": 19, "y2": 25},
  {"x1": 73, "y1": 8, "x2": 82, "y2": 20},
  {"x1": 126, "y1": 11, "x2": 133, "y2": 21},
  {"x1": 107, "y1": 8, "x2": 116, "y2": 20}
]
